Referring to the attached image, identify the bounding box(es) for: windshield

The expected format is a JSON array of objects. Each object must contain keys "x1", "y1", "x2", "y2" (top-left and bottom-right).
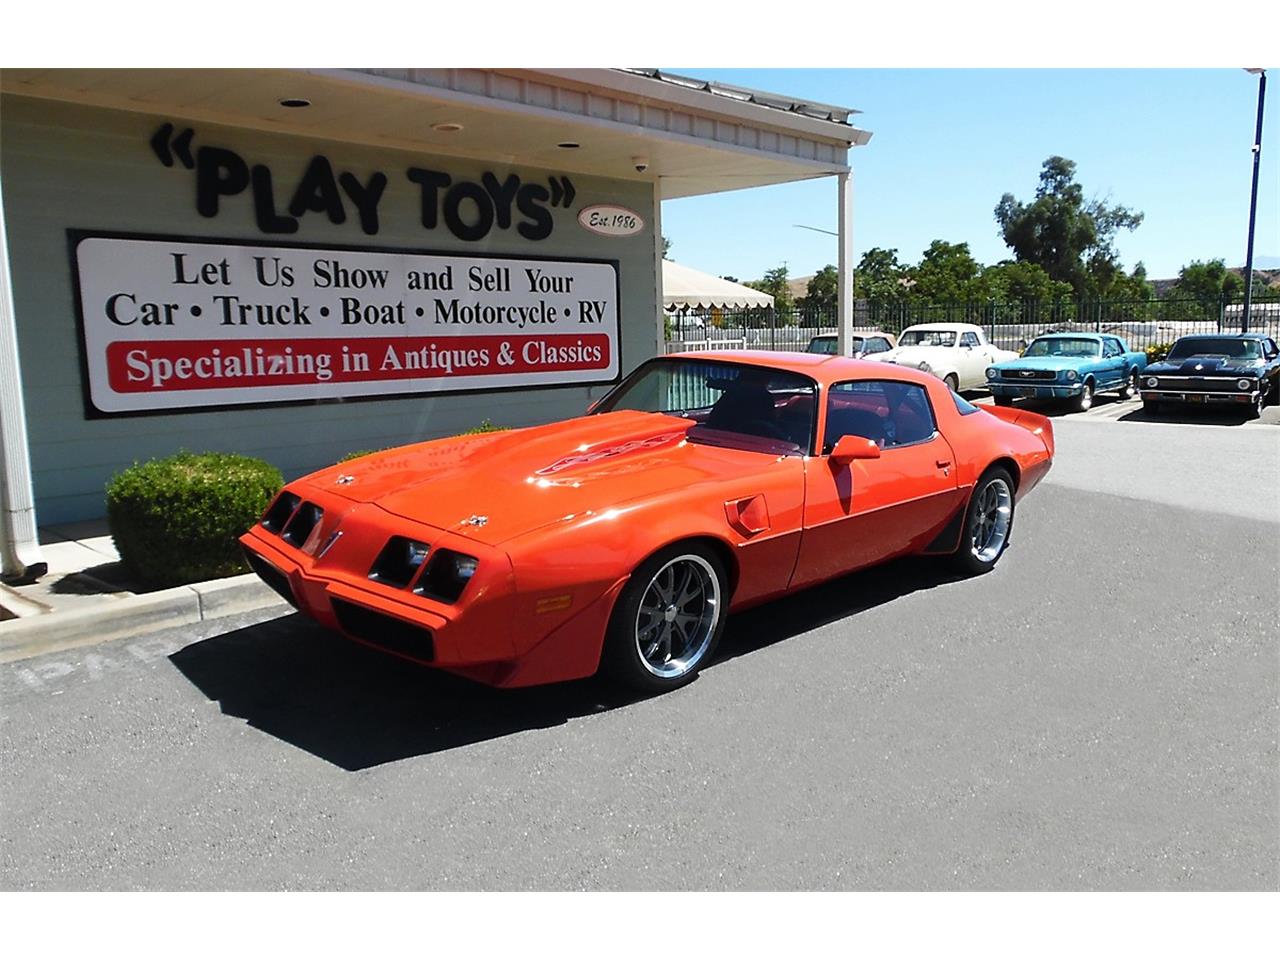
[
  {"x1": 1167, "y1": 338, "x2": 1261, "y2": 360},
  {"x1": 1024, "y1": 337, "x2": 1101, "y2": 358},
  {"x1": 899, "y1": 329, "x2": 956, "y2": 347},
  {"x1": 595, "y1": 358, "x2": 816, "y2": 454},
  {"x1": 807, "y1": 336, "x2": 863, "y2": 355}
]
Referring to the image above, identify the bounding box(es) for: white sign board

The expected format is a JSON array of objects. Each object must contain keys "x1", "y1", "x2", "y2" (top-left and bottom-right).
[
  {"x1": 577, "y1": 205, "x2": 645, "y2": 238},
  {"x1": 72, "y1": 234, "x2": 621, "y2": 415}
]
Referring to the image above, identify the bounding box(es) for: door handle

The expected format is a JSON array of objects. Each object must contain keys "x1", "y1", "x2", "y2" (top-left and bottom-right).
[{"x1": 936, "y1": 459, "x2": 952, "y2": 476}]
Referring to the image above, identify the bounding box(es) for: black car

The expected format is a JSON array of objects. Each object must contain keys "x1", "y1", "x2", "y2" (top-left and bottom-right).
[{"x1": 1140, "y1": 333, "x2": 1280, "y2": 419}]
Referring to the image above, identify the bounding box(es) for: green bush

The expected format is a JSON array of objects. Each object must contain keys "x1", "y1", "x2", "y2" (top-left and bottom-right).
[
  {"x1": 1146, "y1": 341, "x2": 1175, "y2": 363},
  {"x1": 106, "y1": 452, "x2": 283, "y2": 589}
]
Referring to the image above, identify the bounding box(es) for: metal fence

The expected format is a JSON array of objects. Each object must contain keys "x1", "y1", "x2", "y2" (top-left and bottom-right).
[{"x1": 664, "y1": 296, "x2": 1280, "y2": 355}]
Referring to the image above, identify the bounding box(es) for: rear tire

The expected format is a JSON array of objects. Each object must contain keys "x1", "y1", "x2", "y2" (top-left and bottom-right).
[
  {"x1": 601, "y1": 543, "x2": 728, "y2": 694},
  {"x1": 949, "y1": 468, "x2": 1016, "y2": 576}
]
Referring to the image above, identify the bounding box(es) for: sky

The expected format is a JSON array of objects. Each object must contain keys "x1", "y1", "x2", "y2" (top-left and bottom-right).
[{"x1": 659, "y1": 69, "x2": 1278, "y2": 284}]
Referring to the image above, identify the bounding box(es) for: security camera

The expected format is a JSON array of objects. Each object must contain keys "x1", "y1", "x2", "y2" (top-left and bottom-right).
[{"x1": 632, "y1": 156, "x2": 649, "y2": 173}]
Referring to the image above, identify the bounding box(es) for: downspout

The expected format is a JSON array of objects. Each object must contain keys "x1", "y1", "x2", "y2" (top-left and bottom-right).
[
  {"x1": 0, "y1": 173, "x2": 46, "y2": 583},
  {"x1": 651, "y1": 176, "x2": 665, "y2": 355}
]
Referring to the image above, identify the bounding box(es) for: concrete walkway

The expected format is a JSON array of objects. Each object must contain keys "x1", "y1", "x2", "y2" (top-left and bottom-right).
[{"x1": 0, "y1": 519, "x2": 286, "y2": 663}]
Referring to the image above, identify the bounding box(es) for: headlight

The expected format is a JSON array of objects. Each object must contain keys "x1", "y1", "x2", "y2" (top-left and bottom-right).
[
  {"x1": 1064, "y1": 370, "x2": 1079, "y2": 381},
  {"x1": 1237, "y1": 378, "x2": 1253, "y2": 391},
  {"x1": 1145, "y1": 376, "x2": 1158, "y2": 388},
  {"x1": 986, "y1": 367, "x2": 998, "y2": 379},
  {"x1": 415, "y1": 548, "x2": 480, "y2": 603}
]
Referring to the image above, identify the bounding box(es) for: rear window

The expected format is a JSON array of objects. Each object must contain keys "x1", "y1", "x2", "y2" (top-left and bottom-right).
[{"x1": 951, "y1": 391, "x2": 981, "y2": 416}]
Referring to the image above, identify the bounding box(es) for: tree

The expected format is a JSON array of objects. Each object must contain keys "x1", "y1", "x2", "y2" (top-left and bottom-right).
[
  {"x1": 747, "y1": 265, "x2": 794, "y2": 318},
  {"x1": 1170, "y1": 259, "x2": 1244, "y2": 307},
  {"x1": 980, "y1": 260, "x2": 1074, "y2": 303},
  {"x1": 804, "y1": 265, "x2": 839, "y2": 310},
  {"x1": 853, "y1": 247, "x2": 909, "y2": 301},
  {"x1": 661, "y1": 236, "x2": 672, "y2": 259},
  {"x1": 994, "y1": 156, "x2": 1144, "y2": 295},
  {"x1": 909, "y1": 240, "x2": 986, "y2": 302}
]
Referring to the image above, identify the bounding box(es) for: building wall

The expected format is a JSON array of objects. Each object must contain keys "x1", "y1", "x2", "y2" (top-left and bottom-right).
[{"x1": 0, "y1": 95, "x2": 659, "y2": 524}]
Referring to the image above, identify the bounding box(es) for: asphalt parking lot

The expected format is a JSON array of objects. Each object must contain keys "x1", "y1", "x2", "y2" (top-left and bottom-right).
[{"x1": 2, "y1": 397, "x2": 1276, "y2": 890}]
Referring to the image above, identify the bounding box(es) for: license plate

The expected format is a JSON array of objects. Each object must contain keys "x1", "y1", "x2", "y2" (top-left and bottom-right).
[
  {"x1": 1016, "y1": 387, "x2": 1036, "y2": 397},
  {"x1": 1185, "y1": 394, "x2": 1204, "y2": 402}
]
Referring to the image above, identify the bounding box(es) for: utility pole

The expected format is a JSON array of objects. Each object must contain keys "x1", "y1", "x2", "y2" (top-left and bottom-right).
[{"x1": 1241, "y1": 69, "x2": 1267, "y2": 333}]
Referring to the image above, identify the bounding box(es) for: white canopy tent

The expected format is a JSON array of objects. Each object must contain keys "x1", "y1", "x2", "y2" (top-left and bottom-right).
[{"x1": 662, "y1": 260, "x2": 774, "y2": 311}]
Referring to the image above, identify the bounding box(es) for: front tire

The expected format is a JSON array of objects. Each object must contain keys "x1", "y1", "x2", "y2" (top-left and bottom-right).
[
  {"x1": 1142, "y1": 398, "x2": 1163, "y2": 416},
  {"x1": 1120, "y1": 369, "x2": 1139, "y2": 400},
  {"x1": 1074, "y1": 380, "x2": 1094, "y2": 412},
  {"x1": 602, "y1": 543, "x2": 728, "y2": 693},
  {"x1": 950, "y1": 468, "x2": 1015, "y2": 576},
  {"x1": 993, "y1": 395, "x2": 1014, "y2": 407},
  {"x1": 943, "y1": 373, "x2": 960, "y2": 393},
  {"x1": 1246, "y1": 389, "x2": 1265, "y2": 420}
]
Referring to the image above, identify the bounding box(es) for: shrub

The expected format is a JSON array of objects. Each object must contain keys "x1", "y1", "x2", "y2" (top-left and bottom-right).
[
  {"x1": 106, "y1": 452, "x2": 283, "y2": 589},
  {"x1": 1146, "y1": 341, "x2": 1174, "y2": 363}
]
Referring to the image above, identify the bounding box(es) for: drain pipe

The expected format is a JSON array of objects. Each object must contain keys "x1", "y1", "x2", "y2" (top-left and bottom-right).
[{"x1": 0, "y1": 174, "x2": 46, "y2": 583}]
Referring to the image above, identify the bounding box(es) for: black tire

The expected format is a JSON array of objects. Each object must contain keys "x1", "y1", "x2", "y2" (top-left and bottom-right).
[
  {"x1": 1246, "y1": 389, "x2": 1265, "y2": 420},
  {"x1": 1142, "y1": 398, "x2": 1163, "y2": 416},
  {"x1": 1120, "y1": 369, "x2": 1139, "y2": 400},
  {"x1": 993, "y1": 395, "x2": 1014, "y2": 407},
  {"x1": 601, "y1": 542, "x2": 729, "y2": 693},
  {"x1": 949, "y1": 467, "x2": 1016, "y2": 576},
  {"x1": 1074, "y1": 380, "x2": 1095, "y2": 412},
  {"x1": 943, "y1": 374, "x2": 960, "y2": 393}
]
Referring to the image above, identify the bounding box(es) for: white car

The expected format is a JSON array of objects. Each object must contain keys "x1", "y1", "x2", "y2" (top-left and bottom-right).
[{"x1": 867, "y1": 323, "x2": 1018, "y2": 392}]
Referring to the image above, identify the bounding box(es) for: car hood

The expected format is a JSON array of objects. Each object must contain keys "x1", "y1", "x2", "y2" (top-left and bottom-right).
[
  {"x1": 1146, "y1": 356, "x2": 1265, "y2": 376},
  {"x1": 867, "y1": 345, "x2": 951, "y2": 368},
  {"x1": 993, "y1": 355, "x2": 1095, "y2": 372},
  {"x1": 301, "y1": 411, "x2": 788, "y2": 546}
]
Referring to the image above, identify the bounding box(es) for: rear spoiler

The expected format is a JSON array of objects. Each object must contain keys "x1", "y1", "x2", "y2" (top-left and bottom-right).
[{"x1": 984, "y1": 404, "x2": 1055, "y2": 458}]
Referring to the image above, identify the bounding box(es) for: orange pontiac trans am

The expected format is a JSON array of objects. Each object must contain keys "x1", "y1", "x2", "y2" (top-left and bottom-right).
[{"x1": 241, "y1": 351, "x2": 1054, "y2": 693}]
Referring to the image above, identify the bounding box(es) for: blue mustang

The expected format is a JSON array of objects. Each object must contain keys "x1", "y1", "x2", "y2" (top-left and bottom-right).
[{"x1": 986, "y1": 333, "x2": 1147, "y2": 412}]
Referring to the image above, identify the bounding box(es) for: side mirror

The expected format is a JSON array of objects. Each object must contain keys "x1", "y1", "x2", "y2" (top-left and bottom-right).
[{"x1": 829, "y1": 434, "x2": 881, "y2": 465}]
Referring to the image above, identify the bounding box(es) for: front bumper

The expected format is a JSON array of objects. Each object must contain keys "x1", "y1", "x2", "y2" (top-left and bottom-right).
[
  {"x1": 988, "y1": 381, "x2": 1082, "y2": 399},
  {"x1": 1140, "y1": 389, "x2": 1259, "y2": 405},
  {"x1": 240, "y1": 492, "x2": 624, "y2": 687}
]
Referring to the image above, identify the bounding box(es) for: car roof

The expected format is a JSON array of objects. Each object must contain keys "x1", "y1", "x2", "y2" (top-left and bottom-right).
[
  {"x1": 901, "y1": 322, "x2": 982, "y2": 331},
  {"x1": 1033, "y1": 332, "x2": 1105, "y2": 339},
  {"x1": 1176, "y1": 332, "x2": 1269, "y2": 340},
  {"x1": 665, "y1": 350, "x2": 936, "y2": 388}
]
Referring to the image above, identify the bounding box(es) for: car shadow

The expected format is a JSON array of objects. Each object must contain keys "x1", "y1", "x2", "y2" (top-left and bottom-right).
[
  {"x1": 1118, "y1": 405, "x2": 1258, "y2": 426},
  {"x1": 168, "y1": 555, "x2": 966, "y2": 771}
]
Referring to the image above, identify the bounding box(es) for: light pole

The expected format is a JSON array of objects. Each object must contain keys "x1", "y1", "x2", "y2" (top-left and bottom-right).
[{"x1": 1241, "y1": 68, "x2": 1267, "y2": 333}]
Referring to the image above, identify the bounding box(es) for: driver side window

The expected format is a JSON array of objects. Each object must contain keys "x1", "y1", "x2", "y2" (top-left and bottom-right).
[
  {"x1": 825, "y1": 380, "x2": 937, "y2": 453},
  {"x1": 960, "y1": 332, "x2": 980, "y2": 348}
]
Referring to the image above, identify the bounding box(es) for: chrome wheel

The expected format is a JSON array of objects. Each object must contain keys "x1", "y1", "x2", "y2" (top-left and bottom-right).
[
  {"x1": 1123, "y1": 370, "x2": 1139, "y2": 399},
  {"x1": 970, "y1": 477, "x2": 1013, "y2": 563},
  {"x1": 634, "y1": 554, "x2": 721, "y2": 679},
  {"x1": 1077, "y1": 381, "x2": 1094, "y2": 411}
]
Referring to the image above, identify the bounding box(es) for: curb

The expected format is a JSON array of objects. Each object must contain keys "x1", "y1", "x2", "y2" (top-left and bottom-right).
[{"x1": 0, "y1": 573, "x2": 290, "y2": 665}]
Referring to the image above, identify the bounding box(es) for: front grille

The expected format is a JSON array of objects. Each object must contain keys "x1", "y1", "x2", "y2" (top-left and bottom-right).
[
  {"x1": 1004, "y1": 369, "x2": 1057, "y2": 381},
  {"x1": 1152, "y1": 376, "x2": 1250, "y2": 391},
  {"x1": 243, "y1": 548, "x2": 298, "y2": 608},
  {"x1": 331, "y1": 598, "x2": 435, "y2": 661}
]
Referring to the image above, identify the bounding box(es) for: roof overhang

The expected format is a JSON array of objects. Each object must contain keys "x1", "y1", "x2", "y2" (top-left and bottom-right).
[{"x1": 0, "y1": 67, "x2": 870, "y2": 200}]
